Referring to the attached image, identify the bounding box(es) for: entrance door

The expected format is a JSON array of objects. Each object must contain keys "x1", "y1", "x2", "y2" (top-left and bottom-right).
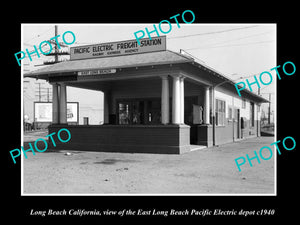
[{"x1": 233, "y1": 108, "x2": 241, "y2": 139}]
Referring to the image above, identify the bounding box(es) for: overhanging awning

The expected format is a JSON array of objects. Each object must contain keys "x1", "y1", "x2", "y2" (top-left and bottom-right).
[
  {"x1": 24, "y1": 49, "x2": 268, "y2": 103},
  {"x1": 24, "y1": 50, "x2": 194, "y2": 79}
]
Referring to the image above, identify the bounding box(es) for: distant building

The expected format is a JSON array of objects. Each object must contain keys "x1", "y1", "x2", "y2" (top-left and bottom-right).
[{"x1": 23, "y1": 58, "x2": 103, "y2": 130}]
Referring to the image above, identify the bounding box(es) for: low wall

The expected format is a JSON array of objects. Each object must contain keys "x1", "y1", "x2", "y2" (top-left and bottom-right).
[
  {"x1": 196, "y1": 119, "x2": 260, "y2": 147},
  {"x1": 48, "y1": 124, "x2": 190, "y2": 154},
  {"x1": 215, "y1": 119, "x2": 259, "y2": 145},
  {"x1": 241, "y1": 119, "x2": 260, "y2": 139}
]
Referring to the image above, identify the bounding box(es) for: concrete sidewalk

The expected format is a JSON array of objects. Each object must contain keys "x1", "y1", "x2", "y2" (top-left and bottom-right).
[{"x1": 22, "y1": 136, "x2": 275, "y2": 195}]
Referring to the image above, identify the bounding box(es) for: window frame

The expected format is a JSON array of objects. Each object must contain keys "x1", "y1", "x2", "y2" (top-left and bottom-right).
[{"x1": 215, "y1": 98, "x2": 226, "y2": 126}]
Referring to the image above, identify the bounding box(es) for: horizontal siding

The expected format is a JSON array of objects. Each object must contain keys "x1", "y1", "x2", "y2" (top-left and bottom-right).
[
  {"x1": 48, "y1": 125, "x2": 190, "y2": 154},
  {"x1": 215, "y1": 90, "x2": 261, "y2": 121}
]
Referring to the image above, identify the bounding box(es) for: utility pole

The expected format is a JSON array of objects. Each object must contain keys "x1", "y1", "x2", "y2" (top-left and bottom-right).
[
  {"x1": 42, "y1": 25, "x2": 69, "y2": 65},
  {"x1": 54, "y1": 25, "x2": 58, "y2": 63}
]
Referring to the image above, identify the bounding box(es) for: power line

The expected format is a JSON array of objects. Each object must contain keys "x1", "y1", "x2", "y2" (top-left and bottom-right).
[
  {"x1": 260, "y1": 84, "x2": 276, "y2": 92},
  {"x1": 185, "y1": 39, "x2": 275, "y2": 51},
  {"x1": 183, "y1": 30, "x2": 274, "y2": 51},
  {"x1": 168, "y1": 25, "x2": 259, "y2": 39},
  {"x1": 24, "y1": 26, "x2": 53, "y2": 44}
]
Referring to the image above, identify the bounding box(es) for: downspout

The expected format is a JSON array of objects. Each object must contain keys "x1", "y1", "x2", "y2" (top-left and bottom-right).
[{"x1": 212, "y1": 86, "x2": 216, "y2": 146}]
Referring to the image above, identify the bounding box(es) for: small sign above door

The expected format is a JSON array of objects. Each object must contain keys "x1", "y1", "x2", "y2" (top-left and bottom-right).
[{"x1": 77, "y1": 69, "x2": 116, "y2": 76}]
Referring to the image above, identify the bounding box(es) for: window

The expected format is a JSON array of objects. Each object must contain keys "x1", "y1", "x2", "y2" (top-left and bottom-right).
[
  {"x1": 117, "y1": 99, "x2": 161, "y2": 125},
  {"x1": 216, "y1": 99, "x2": 226, "y2": 126},
  {"x1": 229, "y1": 106, "x2": 238, "y2": 121},
  {"x1": 118, "y1": 102, "x2": 131, "y2": 124},
  {"x1": 242, "y1": 98, "x2": 246, "y2": 109}
]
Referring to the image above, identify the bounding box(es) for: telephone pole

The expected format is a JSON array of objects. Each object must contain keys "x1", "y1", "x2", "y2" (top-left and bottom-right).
[
  {"x1": 54, "y1": 25, "x2": 58, "y2": 63},
  {"x1": 42, "y1": 25, "x2": 69, "y2": 65}
]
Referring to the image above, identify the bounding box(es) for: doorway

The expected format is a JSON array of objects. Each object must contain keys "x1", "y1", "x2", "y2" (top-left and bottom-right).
[{"x1": 234, "y1": 108, "x2": 241, "y2": 139}]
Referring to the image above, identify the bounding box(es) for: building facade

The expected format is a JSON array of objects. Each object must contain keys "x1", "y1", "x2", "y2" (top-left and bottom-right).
[{"x1": 25, "y1": 36, "x2": 267, "y2": 154}]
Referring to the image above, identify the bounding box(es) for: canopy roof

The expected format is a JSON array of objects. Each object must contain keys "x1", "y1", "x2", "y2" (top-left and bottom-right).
[
  {"x1": 24, "y1": 50, "x2": 193, "y2": 77},
  {"x1": 24, "y1": 49, "x2": 268, "y2": 103}
]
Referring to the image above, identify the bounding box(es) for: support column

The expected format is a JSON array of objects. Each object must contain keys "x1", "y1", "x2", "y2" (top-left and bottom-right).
[
  {"x1": 180, "y1": 76, "x2": 185, "y2": 124},
  {"x1": 172, "y1": 75, "x2": 181, "y2": 124},
  {"x1": 103, "y1": 91, "x2": 110, "y2": 124},
  {"x1": 59, "y1": 83, "x2": 67, "y2": 124},
  {"x1": 52, "y1": 83, "x2": 59, "y2": 124},
  {"x1": 161, "y1": 76, "x2": 170, "y2": 124},
  {"x1": 204, "y1": 86, "x2": 210, "y2": 124}
]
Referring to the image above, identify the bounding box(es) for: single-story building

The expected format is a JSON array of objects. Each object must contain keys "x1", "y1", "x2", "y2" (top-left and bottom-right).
[{"x1": 25, "y1": 36, "x2": 268, "y2": 154}]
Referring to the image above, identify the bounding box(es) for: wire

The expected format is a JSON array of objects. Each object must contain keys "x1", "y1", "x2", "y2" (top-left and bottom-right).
[
  {"x1": 260, "y1": 92, "x2": 275, "y2": 94},
  {"x1": 260, "y1": 85, "x2": 275, "y2": 92},
  {"x1": 24, "y1": 26, "x2": 54, "y2": 44},
  {"x1": 185, "y1": 39, "x2": 275, "y2": 51},
  {"x1": 230, "y1": 73, "x2": 261, "y2": 81},
  {"x1": 183, "y1": 30, "x2": 274, "y2": 50},
  {"x1": 168, "y1": 25, "x2": 259, "y2": 39}
]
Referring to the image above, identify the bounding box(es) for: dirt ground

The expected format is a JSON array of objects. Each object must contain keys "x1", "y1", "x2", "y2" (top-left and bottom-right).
[{"x1": 22, "y1": 131, "x2": 275, "y2": 195}]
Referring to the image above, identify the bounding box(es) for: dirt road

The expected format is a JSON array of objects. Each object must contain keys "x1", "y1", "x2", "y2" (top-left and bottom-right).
[{"x1": 22, "y1": 134, "x2": 275, "y2": 195}]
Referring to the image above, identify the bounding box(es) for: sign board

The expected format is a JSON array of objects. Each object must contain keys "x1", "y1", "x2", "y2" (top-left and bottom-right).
[
  {"x1": 66, "y1": 102, "x2": 79, "y2": 122},
  {"x1": 193, "y1": 104, "x2": 203, "y2": 124},
  {"x1": 78, "y1": 69, "x2": 116, "y2": 76},
  {"x1": 34, "y1": 102, "x2": 79, "y2": 123},
  {"x1": 34, "y1": 102, "x2": 52, "y2": 122},
  {"x1": 70, "y1": 36, "x2": 166, "y2": 60}
]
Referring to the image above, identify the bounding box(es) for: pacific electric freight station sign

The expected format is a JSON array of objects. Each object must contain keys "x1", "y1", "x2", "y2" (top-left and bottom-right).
[{"x1": 70, "y1": 36, "x2": 166, "y2": 60}]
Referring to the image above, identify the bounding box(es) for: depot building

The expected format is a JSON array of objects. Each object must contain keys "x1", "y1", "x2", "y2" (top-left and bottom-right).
[{"x1": 25, "y1": 36, "x2": 267, "y2": 154}]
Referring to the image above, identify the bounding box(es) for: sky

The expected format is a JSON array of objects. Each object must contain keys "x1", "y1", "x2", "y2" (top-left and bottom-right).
[{"x1": 22, "y1": 23, "x2": 276, "y2": 118}]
